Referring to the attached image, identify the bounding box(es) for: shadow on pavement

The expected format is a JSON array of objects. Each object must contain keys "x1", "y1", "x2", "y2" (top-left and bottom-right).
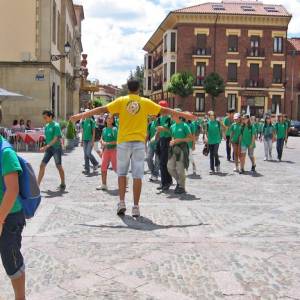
[
  {"x1": 187, "y1": 174, "x2": 202, "y2": 179},
  {"x1": 105, "y1": 189, "x2": 119, "y2": 196},
  {"x1": 166, "y1": 193, "x2": 201, "y2": 201},
  {"x1": 42, "y1": 189, "x2": 69, "y2": 198},
  {"x1": 214, "y1": 172, "x2": 229, "y2": 177},
  {"x1": 78, "y1": 215, "x2": 209, "y2": 231}
]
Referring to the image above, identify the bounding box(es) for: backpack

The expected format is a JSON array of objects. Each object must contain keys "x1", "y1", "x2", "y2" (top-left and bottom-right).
[
  {"x1": 94, "y1": 124, "x2": 104, "y2": 142},
  {"x1": 0, "y1": 140, "x2": 41, "y2": 219}
]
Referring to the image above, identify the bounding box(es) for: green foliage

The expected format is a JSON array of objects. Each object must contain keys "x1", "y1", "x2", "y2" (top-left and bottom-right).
[
  {"x1": 167, "y1": 72, "x2": 195, "y2": 98},
  {"x1": 66, "y1": 121, "x2": 76, "y2": 140},
  {"x1": 203, "y1": 72, "x2": 225, "y2": 111},
  {"x1": 59, "y1": 120, "x2": 68, "y2": 130},
  {"x1": 92, "y1": 98, "x2": 103, "y2": 108}
]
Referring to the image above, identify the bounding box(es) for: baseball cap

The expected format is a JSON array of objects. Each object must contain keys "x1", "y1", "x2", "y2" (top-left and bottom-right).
[
  {"x1": 159, "y1": 100, "x2": 169, "y2": 108},
  {"x1": 234, "y1": 113, "x2": 240, "y2": 120}
]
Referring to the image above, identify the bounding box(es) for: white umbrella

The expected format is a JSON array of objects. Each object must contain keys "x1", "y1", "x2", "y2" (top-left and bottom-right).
[
  {"x1": 0, "y1": 88, "x2": 32, "y2": 101},
  {"x1": 246, "y1": 105, "x2": 251, "y2": 116}
]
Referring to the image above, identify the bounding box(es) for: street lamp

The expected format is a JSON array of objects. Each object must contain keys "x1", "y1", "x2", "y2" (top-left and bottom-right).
[{"x1": 51, "y1": 42, "x2": 71, "y2": 61}]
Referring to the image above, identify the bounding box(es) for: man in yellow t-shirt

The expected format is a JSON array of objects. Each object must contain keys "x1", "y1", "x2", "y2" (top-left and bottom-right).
[{"x1": 71, "y1": 79, "x2": 196, "y2": 217}]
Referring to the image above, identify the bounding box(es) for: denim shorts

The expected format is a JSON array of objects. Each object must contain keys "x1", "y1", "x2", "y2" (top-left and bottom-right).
[
  {"x1": 42, "y1": 146, "x2": 62, "y2": 166},
  {"x1": 117, "y1": 142, "x2": 145, "y2": 179},
  {"x1": 241, "y1": 145, "x2": 254, "y2": 158},
  {"x1": 0, "y1": 211, "x2": 26, "y2": 279}
]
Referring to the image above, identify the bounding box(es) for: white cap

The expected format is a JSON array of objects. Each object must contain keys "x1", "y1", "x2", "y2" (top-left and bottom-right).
[{"x1": 234, "y1": 113, "x2": 241, "y2": 120}]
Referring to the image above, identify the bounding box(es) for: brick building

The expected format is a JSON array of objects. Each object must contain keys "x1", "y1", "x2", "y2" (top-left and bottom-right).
[{"x1": 143, "y1": 1, "x2": 292, "y2": 118}]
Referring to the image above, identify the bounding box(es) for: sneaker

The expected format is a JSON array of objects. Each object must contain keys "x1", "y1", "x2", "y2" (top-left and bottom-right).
[
  {"x1": 251, "y1": 165, "x2": 256, "y2": 172},
  {"x1": 209, "y1": 170, "x2": 215, "y2": 175},
  {"x1": 149, "y1": 175, "x2": 158, "y2": 182},
  {"x1": 264, "y1": 157, "x2": 267, "y2": 161},
  {"x1": 175, "y1": 187, "x2": 186, "y2": 195},
  {"x1": 239, "y1": 169, "x2": 245, "y2": 174},
  {"x1": 96, "y1": 184, "x2": 107, "y2": 191},
  {"x1": 233, "y1": 167, "x2": 239, "y2": 173},
  {"x1": 59, "y1": 183, "x2": 66, "y2": 191},
  {"x1": 132, "y1": 206, "x2": 140, "y2": 217},
  {"x1": 117, "y1": 202, "x2": 126, "y2": 215},
  {"x1": 82, "y1": 170, "x2": 90, "y2": 175},
  {"x1": 216, "y1": 165, "x2": 220, "y2": 173},
  {"x1": 162, "y1": 184, "x2": 171, "y2": 192}
]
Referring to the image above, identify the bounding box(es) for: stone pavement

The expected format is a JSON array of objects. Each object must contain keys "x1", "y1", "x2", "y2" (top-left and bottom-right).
[{"x1": 0, "y1": 138, "x2": 300, "y2": 300}]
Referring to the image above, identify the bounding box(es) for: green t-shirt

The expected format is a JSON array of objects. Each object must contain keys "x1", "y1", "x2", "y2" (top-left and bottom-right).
[
  {"x1": 207, "y1": 120, "x2": 221, "y2": 145},
  {"x1": 82, "y1": 118, "x2": 95, "y2": 141},
  {"x1": 223, "y1": 116, "x2": 233, "y2": 137},
  {"x1": 170, "y1": 122, "x2": 191, "y2": 143},
  {"x1": 241, "y1": 125, "x2": 255, "y2": 147},
  {"x1": 187, "y1": 122, "x2": 196, "y2": 149},
  {"x1": 285, "y1": 119, "x2": 291, "y2": 129},
  {"x1": 262, "y1": 124, "x2": 275, "y2": 139},
  {"x1": 102, "y1": 127, "x2": 118, "y2": 149},
  {"x1": 276, "y1": 122, "x2": 287, "y2": 139},
  {"x1": 148, "y1": 120, "x2": 158, "y2": 140},
  {"x1": 45, "y1": 121, "x2": 62, "y2": 149},
  {"x1": 159, "y1": 116, "x2": 172, "y2": 138},
  {"x1": 230, "y1": 122, "x2": 242, "y2": 144},
  {"x1": 0, "y1": 139, "x2": 23, "y2": 214}
]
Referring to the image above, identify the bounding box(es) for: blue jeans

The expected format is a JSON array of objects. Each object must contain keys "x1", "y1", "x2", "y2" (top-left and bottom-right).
[
  {"x1": 147, "y1": 145, "x2": 160, "y2": 177},
  {"x1": 83, "y1": 141, "x2": 98, "y2": 172},
  {"x1": 42, "y1": 146, "x2": 63, "y2": 166},
  {"x1": 276, "y1": 138, "x2": 285, "y2": 160}
]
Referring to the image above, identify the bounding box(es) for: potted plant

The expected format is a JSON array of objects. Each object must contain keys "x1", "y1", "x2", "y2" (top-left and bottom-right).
[{"x1": 66, "y1": 121, "x2": 76, "y2": 150}]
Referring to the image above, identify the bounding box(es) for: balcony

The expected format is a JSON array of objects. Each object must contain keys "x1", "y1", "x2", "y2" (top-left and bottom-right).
[
  {"x1": 153, "y1": 81, "x2": 163, "y2": 91},
  {"x1": 246, "y1": 48, "x2": 265, "y2": 59},
  {"x1": 192, "y1": 48, "x2": 212, "y2": 57},
  {"x1": 245, "y1": 79, "x2": 265, "y2": 88},
  {"x1": 272, "y1": 78, "x2": 283, "y2": 84},
  {"x1": 153, "y1": 56, "x2": 163, "y2": 69}
]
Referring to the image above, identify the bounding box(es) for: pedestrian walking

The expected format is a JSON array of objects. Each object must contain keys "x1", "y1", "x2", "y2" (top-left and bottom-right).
[
  {"x1": 230, "y1": 113, "x2": 242, "y2": 172},
  {"x1": 223, "y1": 109, "x2": 235, "y2": 161},
  {"x1": 187, "y1": 119, "x2": 197, "y2": 175},
  {"x1": 283, "y1": 114, "x2": 291, "y2": 147},
  {"x1": 156, "y1": 101, "x2": 173, "y2": 192},
  {"x1": 260, "y1": 115, "x2": 276, "y2": 161},
  {"x1": 146, "y1": 115, "x2": 160, "y2": 182},
  {"x1": 204, "y1": 111, "x2": 222, "y2": 175},
  {"x1": 239, "y1": 115, "x2": 256, "y2": 174},
  {"x1": 167, "y1": 110, "x2": 193, "y2": 194},
  {"x1": 81, "y1": 112, "x2": 99, "y2": 175},
  {"x1": 0, "y1": 135, "x2": 26, "y2": 300},
  {"x1": 70, "y1": 79, "x2": 196, "y2": 217},
  {"x1": 94, "y1": 117, "x2": 105, "y2": 160},
  {"x1": 37, "y1": 110, "x2": 66, "y2": 190},
  {"x1": 97, "y1": 114, "x2": 118, "y2": 191},
  {"x1": 275, "y1": 114, "x2": 288, "y2": 162}
]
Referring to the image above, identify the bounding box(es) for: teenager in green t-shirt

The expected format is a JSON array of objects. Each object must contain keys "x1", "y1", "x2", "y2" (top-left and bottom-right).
[
  {"x1": 167, "y1": 111, "x2": 192, "y2": 194},
  {"x1": 223, "y1": 109, "x2": 235, "y2": 161},
  {"x1": 239, "y1": 115, "x2": 256, "y2": 174},
  {"x1": 260, "y1": 115, "x2": 275, "y2": 161},
  {"x1": 38, "y1": 110, "x2": 66, "y2": 190},
  {"x1": 81, "y1": 114, "x2": 99, "y2": 174},
  {"x1": 146, "y1": 116, "x2": 160, "y2": 182},
  {"x1": 230, "y1": 113, "x2": 242, "y2": 172},
  {"x1": 275, "y1": 114, "x2": 287, "y2": 161},
  {"x1": 0, "y1": 137, "x2": 26, "y2": 299},
  {"x1": 204, "y1": 111, "x2": 222, "y2": 175},
  {"x1": 97, "y1": 114, "x2": 118, "y2": 191}
]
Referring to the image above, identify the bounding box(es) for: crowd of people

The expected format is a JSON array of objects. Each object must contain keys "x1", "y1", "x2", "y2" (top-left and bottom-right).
[{"x1": 0, "y1": 78, "x2": 293, "y2": 300}]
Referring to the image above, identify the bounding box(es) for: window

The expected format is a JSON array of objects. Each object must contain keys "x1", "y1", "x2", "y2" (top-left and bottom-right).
[
  {"x1": 164, "y1": 63, "x2": 167, "y2": 82},
  {"x1": 171, "y1": 32, "x2": 176, "y2": 52},
  {"x1": 272, "y1": 95, "x2": 281, "y2": 114},
  {"x1": 250, "y1": 36, "x2": 260, "y2": 48},
  {"x1": 241, "y1": 5, "x2": 255, "y2": 12},
  {"x1": 196, "y1": 63, "x2": 206, "y2": 86},
  {"x1": 273, "y1": 64, "x2": 282, "y2": 83},
  {"x1": 212, "y1": 4, "x2": 225, "y2": 11},
  {"x1": 265, "y1": 6, "x2": 278, "y2": 13},
  {"x1": 170, "y1": 62, "x2": 176, "y2": 79},
  {"x1": 228, "y1": 35, "x2": 238, "y2": 52},
  {"x1": 148, "y1": 76, "x2": 152, "y2": 90},
  {"x1": 52, "y1": 1, "x2": 57, "y2": 44},
  {"x1": 274, "y1": 37, "x2": 283, "y2": 53},
  {"x1": 164, "y1": 34, "x2": 168, "y2": 53},
  {"x1": 228, "y1": 63, "x2": 237, "y2": 82},
  {"x1": 228, "y1": 94, "x2": 237, "y2": 111},
  {"x1": 250, "y1": 63, "x2": 259, "y2": 80},
  {"x1": 195, "y1": 93, "x2": 205, "y2": 112},
  {"x1": 148, "y1": 56, "x2": 152, "y2": 69},
  {"x1": 196, "y1": 34, "x2": 207, "y2": 53}
]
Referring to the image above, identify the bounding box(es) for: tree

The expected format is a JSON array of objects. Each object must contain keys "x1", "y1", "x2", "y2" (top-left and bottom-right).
[
  {"x1": 203, "y1": 72, "x2": 225, "y2": 111},
  {"x1": 167, "y1": 72, "x2": 195, "y2": 105},
  {"x1": 92, "y1": 98, "x2": 103, "y2": 108}
]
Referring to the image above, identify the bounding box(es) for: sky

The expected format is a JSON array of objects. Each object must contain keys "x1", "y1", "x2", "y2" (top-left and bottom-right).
[{"x1": 73, "y1": 0, "x2": 300, "y2": 87}]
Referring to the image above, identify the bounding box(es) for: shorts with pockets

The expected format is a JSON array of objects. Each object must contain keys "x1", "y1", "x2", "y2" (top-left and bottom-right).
[
  {"x1": 117, "y1": 142, "x2": 145, "y2": 179},
  {"x1": 42, "y1": 146, "x2": 63, "y2": 166}
]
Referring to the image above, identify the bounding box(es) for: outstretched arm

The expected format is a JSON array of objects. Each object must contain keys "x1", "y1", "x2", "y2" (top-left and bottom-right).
[
  {"x1": 160, "y1": 108, "x2": 197, "y2": 121},
  {"x1": 70, "y1": 106, "x2": 109, "y2": 123}
]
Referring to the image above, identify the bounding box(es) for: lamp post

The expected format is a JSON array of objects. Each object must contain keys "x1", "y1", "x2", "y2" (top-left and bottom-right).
[{"x1": 51, "y1": 42, "x2": 71, "y2": 61}]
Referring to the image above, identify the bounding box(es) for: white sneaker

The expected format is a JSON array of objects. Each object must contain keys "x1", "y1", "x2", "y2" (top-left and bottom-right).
[
  {"x1": 132, "y1": 206, "x2": 140, "y2": 218},
  {"x1": 264, "y1": 157, "x2": 267, "y2": 161},
  {"x1": 96, "y1": 184, "x2": 107, "y2": 191},
  {"x1": 150, "y1": 175, "x2": 158, "y2": 181},
  {"x1": 233, "y1": 167, "x2": 239, "y2": 173},
  {"x1": 117, "y1": 202, "x2": 126, "y2": 215}
]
